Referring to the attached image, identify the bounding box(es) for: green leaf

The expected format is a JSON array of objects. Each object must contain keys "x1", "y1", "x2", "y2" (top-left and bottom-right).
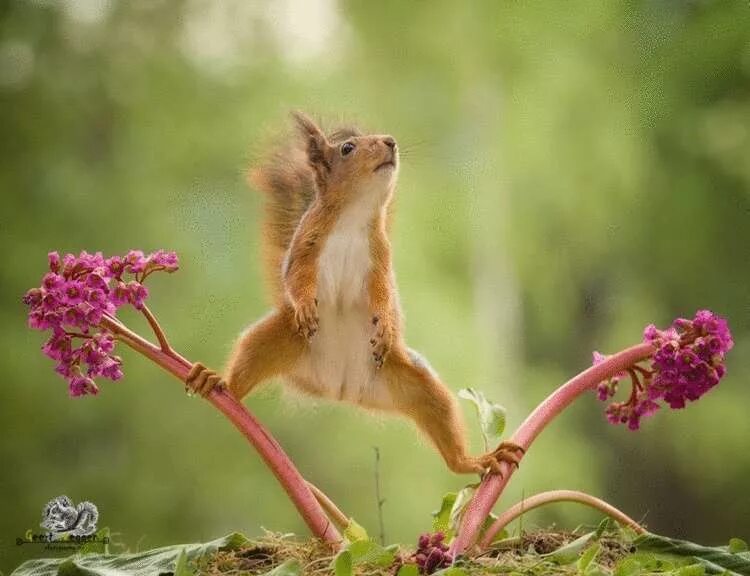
[
  {"x1": 174, "y1": 549, "x2": 193, "y2": 576},
  {"x1": 613, "y1": 555, "x2": 643, "y2": 576},
  {"x1": 592, "y1": 517, "x2": 611, "y2": 540},
  {"x1": 344, "y1": 518, "x2": 369, "y2": 543},
  {"x1": 670, "y1": 565, "x2": 706, "y2": 576},
  {"x1": 480, "y1": 512, "x2": 507, "y2": 545},
  {"x1": 432, "y1": 568, "x2": 468, "y2": 576},
  {"x1": 449, "y1": 485, "x2": 477, "y2": 532},
  {"x1": 578, "y1": 542, "x2": 601, "y2": 574},
  {"x1": 546, "y1": 531, "x2": 597, "y2": 565},
  {"x1": 263, "y1": 559, "x2": 302, "y2": 576},
  {"x1": 432, "y1": 492, "x2": 457, "y2": 534},
  {"x1": 627, "y1": 552, "x2": 677, "y2": 572},
  {"x1": 585, "y1": 567, "x2": 612, "y2": 576},
  {"x1": 730, "y1": 540, "x2": 749, "y2": 554},
  {"x1": 347, "y1": 539, "x2": 395, "y2": 567},
  {"x1": 385, "y1": 544, "x2": 400, "y2": 554},
  {"x1": 635, "y1": 533, "x2": 750, "y2": 576},
  {"x1": 334, "y1": 550, "x2": 353, "y2": 576},
  {"x1": 458, "y1": 388, "x2": 507, "y2": 451},
  {"x1": 11, "y1": 532, "x2": 250, "y2": 576},
  {"x1": 397, "y1": 565, "x2": 421, "y2": 576}
]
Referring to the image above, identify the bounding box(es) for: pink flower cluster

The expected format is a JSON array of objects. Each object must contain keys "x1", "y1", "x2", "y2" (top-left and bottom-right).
[
  {"x1": 596, "y1": 310, "x2": 733, "y2": 430},
  {"x1": 412, "y1": 533, "x2": 452, "y2": 574},
  {"x1": 23, "y1": 250, "x2": 179, "y2": 397}
]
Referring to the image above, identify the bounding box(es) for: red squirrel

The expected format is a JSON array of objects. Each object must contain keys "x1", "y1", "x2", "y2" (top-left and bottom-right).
[{"x1": 186, "y1": 112, "x2": 522, "y2": 474}]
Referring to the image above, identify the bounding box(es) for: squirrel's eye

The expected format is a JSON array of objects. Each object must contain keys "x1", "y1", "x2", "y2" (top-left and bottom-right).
[{"x1": 341, "y1": 142, "x2": 355, "y2": 156}]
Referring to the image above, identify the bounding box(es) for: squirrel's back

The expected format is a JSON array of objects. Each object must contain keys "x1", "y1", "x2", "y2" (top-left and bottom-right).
[{"x1": 249, "y1": 121, "x2": 361, "y2": 301}]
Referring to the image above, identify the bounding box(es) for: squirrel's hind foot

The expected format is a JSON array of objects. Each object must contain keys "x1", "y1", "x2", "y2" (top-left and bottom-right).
[{"x1": 477, "y1": 441, "x2": 526, "y2": 476}]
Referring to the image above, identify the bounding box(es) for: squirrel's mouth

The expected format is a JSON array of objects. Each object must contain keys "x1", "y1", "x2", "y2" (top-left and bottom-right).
[{"x1": 374, "y1": 160, "x2": 396, "y2": 172}]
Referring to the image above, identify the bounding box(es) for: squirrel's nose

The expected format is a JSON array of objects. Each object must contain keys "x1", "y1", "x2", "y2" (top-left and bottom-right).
[{"x1": 382, "y1": 137, "x2": 397, "y2": 150}]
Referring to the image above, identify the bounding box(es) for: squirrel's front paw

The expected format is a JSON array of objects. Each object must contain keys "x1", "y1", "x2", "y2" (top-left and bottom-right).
[
  {"x1": 185, "y1": 362, "x2": 225, "y2": 398},
  {"x1": 369, "y1": 315, "x2": 392, "y2": 369},
  {"x1": 293, "y1": 297, "x2": 319, "y2": 340}
]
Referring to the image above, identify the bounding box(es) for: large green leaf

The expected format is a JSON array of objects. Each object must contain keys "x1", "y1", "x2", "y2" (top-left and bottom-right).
[
  {"x1": 11, "y1": 532, "x2": 250, "y2": 576},
  {"x1": 458, "y1": 388, "x2": 506, "y2": 451},
  {"x1": 635, "y1": 533, "x2": 750, "y2": 576}
]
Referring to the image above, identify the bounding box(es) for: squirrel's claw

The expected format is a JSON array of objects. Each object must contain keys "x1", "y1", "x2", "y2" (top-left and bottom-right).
[
  {"x1": 294, "y1": 298, "x2": 319, "y2": 340},
  {"x1": 369, "y1": 315, "x2": 391, "y2": 369},
  {"x1": 476, "y1": 441, "x2": 526, "y2": 477},
  {"x1": 186, "y1": 362, "x2": 226, "y2": 398}
]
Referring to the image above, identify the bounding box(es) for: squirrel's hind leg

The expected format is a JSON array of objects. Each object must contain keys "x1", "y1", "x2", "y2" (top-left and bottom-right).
[
  {"x1": 384, "y1": 349, "x2": 484, "y2": 474},
  {"x1": 187, "y1": 308, "x2": 304, "y2": 400},
  {"x1": 384, "y1": 349, "x2": 522, "y2": 475},
  {"x1": 224, "y1": 308, "x2": 305, "y2": 400}
]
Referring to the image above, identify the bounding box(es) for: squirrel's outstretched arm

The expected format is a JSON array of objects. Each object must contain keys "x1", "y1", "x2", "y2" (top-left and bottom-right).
[
  {"x1": 368, "y1": 216, "x2": 395, "y2": 368},
  {"x1": 385, "y1": 350, "x2": 523, "y2": 474},
  {"x1": 283, "y1": 201, "x2": 335, "y2": 339}
]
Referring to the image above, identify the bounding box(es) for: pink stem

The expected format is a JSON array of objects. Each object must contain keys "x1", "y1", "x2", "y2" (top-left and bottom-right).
[
  {"x1": 99, "y1": 315, "x2": 341, "y2": 545},
  {"x1": 479, "y1": 489, "x2": 645, "y2": 547},
  {"x1": 451, "y1": 342, "x2": 655, "y2": 556}
]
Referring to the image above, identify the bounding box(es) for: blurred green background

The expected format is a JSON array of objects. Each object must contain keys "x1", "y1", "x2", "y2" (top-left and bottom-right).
[{"x1": 1, "y1": 0, "x2": 749, "y2": 572}]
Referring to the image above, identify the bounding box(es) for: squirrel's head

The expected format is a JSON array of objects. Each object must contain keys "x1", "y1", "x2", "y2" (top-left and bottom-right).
[{"x1": 293, "y1": 111, "x2": 398, "y2": 203}]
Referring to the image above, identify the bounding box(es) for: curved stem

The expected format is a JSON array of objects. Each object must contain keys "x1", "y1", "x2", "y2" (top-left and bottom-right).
[
  {"x1": 479, "y1": 489, "x2": 645, "y2": 547},
  {"x1": 98, "y1": 315, "x2": 341, "y2": 545},
  {"x1": 452, "y1": 342, "x2": 655, "y2": 556},
  {"x1": 307, "y1": 482, "x2": 349, "y2": 531},
  {"x1": 141, "y1": 304, "x2": 173, "y2": 353}
]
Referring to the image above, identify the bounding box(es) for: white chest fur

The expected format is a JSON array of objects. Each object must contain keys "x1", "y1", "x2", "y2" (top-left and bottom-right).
[
  {"x1": 291, "y1": 194, "x2": 391, "y2": 407},
  {"x1": 317, "y1": 202, "x2": 373, "y2": 307}
]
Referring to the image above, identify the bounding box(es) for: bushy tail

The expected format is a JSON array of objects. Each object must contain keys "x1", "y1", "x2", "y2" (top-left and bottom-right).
[
  {"x1": 249, "y1": 133, "x2": 316, "y2": 301},
  {"x1": 249, "y1": 116, "x2": 361, "y2": 302}
]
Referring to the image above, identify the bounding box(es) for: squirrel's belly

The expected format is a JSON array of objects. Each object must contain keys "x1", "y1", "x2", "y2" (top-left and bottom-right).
[
  {"x1": 293, "y1": 205, "x2": 392, "y2": 406},
  {"x1": 292, "y1": 304, "x2": 391, "y2": 407}
]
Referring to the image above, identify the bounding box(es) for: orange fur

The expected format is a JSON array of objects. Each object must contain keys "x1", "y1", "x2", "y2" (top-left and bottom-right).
[{"x1": 187, "y1": 112, "x2": 521, "y2": 475}]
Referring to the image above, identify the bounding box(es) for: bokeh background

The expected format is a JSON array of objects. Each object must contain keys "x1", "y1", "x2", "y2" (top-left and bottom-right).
[{"x1": 1, "y1": 0, "x2": 749, "y2": 572}]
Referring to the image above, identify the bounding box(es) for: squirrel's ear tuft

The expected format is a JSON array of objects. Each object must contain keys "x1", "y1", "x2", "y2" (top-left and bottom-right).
[
  {"x1": 292, "y1": 111, "x2": 324, "y2": 139},
  {"x1": 291, "y1": 111, "x2": 332, "y2": 188}
]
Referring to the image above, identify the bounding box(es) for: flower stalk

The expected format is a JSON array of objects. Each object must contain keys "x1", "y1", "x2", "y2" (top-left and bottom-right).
[
  {"x1": 451, "y1": 342, "x2": 655, "y2": 556},
  {"x1": 98, "y1": 314, "x2": 341, "y2": 544},
  {"x1": 140, "y1": 304, "x2": 174, "y2": 353},
  {"x1": 24, "y1": 250, "x2": 342, "y2": 545}
]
